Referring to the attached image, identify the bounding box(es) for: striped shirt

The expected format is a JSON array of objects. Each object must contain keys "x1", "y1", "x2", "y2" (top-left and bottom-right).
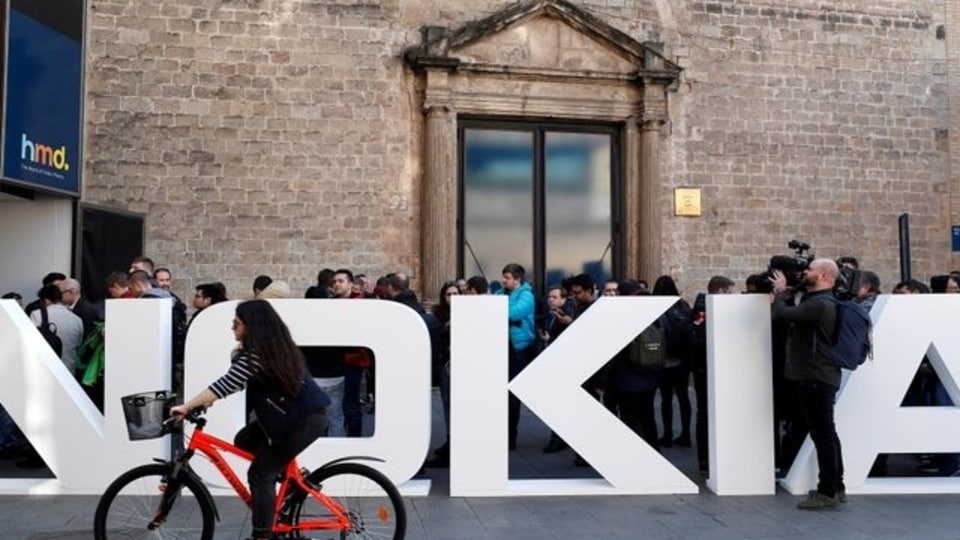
[{"x1": 209, "y1": 350, "x2": 264, "y2": 399}]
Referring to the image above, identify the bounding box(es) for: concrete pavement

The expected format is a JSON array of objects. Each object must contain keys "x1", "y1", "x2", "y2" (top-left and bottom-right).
[{"x1": 2, "y1": 392, "x2": 959, "y2": 539}]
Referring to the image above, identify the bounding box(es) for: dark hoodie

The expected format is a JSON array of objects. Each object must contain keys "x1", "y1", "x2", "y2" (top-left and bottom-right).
[{"x1": 391, "y1": 290, "x2": 423, "y2": 314}]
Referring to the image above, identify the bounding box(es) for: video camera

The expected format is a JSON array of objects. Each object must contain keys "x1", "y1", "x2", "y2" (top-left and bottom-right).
[
  {"x1": 766, "y1": 240, "x2": 862, "y2": 298},
  {"x1": 767, "y1": 240, "x2": 814, "y2": 290},
  {"x1": 834, "y1": 261, "x2": 862, "y2": 301}
]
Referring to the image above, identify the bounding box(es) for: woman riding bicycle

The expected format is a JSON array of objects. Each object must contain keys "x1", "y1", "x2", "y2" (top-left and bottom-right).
[{"x1": 171, "y1": 299, "x2": 329, "y2": 540}]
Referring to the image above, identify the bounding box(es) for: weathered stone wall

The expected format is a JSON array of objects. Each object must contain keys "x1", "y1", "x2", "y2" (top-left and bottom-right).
[
  {"x1": 84, "y1": 0, "x2": 426, "y2": 300},
  {"x1": 82, "y1": 0, "x2": 950, "y2": 300},
  {"x1": 664, "y1": 0, "x2": 949, "y2": 293}
]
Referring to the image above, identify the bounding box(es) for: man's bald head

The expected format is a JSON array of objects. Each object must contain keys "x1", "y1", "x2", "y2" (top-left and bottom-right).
[
  {"x1": 811, "y1": 259, "x2": 839, "y2": 278},
  {"x1": 806, "y1": 258, "x2": 839, "y2": 291}
]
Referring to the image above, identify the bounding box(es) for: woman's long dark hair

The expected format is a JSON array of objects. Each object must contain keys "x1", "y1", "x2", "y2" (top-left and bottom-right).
[
  {"x1": 652, "y1": 275, "x2": 680, "y2": 296},
  {"x1": 432, "y1": 280, "x2": 458, "y2": 322},
  {"x1": 235, "y1": 299, "x2": 305, "y2": 397}
]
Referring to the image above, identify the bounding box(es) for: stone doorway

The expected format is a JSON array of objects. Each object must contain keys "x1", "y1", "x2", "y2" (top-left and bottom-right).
[{"x1": 405, "y1": 0, "x2": 680, "y2": 300}]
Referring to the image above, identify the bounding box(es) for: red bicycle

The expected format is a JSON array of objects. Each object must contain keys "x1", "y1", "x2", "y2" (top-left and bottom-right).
[{"x1": 94, "y1": 406, "x2": 405, "y2": 539}]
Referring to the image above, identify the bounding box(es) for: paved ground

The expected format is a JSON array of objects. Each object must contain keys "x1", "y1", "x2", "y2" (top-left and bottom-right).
[{"x1": 2, "y1": 391, "x2": 960, "y2": 539}]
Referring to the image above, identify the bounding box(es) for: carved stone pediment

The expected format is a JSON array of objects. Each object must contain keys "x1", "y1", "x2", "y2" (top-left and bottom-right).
[
  {"x1": 452, "y1": 13, "x2": 639, "y2": 75},
  {"x1": 407, "y1": 0, "x2": 679, "y2": 301},
  {"x1": 405, "y1": 0, "x2": 680, "y2": 82}
]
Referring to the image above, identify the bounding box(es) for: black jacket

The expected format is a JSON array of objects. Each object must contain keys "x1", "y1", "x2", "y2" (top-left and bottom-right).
[
  {"x1": 391, "y1": 290, "x2": 423, "y2": 314},
  {"x1": 72, "y1": 296, "x2": 104, "y2": 339},
  {"x1": 772, "y1": 289, "x2": 840, "y2": 389},
  {"x1": 603, "y1": 347, "x2": 662, "y2": 394}
]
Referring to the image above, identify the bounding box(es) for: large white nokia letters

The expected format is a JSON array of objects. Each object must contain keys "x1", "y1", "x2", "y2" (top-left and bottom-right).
[
  {"x1": 2, "y1": 294, "x2": 960, "y2": 496},
  {"x1": 0, "y1": 300, "x2": 171, "y2": 493},
  {"x1": 450, "y1": 295, "x2": 698, "y2": 496},
  {"x1": 782, "y1": 295, "x2": 960, "y2": 495}
]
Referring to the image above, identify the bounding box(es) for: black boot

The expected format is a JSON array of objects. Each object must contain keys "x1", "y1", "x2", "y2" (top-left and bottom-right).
[{"x1": 425, "y1": 442, "x2": 450, "y2": 468}]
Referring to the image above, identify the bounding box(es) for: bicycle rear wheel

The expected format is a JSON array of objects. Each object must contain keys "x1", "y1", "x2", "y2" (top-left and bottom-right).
[
  {"x1": 94, "y1": 463, "x2": 215, "y2": 540},
  {"x1": 290, "y1": 462, "x2": 405, "y2": 540}
]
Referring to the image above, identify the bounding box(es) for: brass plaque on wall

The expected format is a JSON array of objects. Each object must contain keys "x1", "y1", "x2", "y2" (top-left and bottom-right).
[{"x1": 674, "y1": 188, "x2": 702, "y2": 217}]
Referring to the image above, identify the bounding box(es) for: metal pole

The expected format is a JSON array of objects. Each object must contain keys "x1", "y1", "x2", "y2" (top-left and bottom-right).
[{"x1": 898, "y1": 213, "x2": 911, "y2": 282}]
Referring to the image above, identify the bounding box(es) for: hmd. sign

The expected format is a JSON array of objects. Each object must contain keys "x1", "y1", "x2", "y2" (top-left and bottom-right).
[
  {"x1": 2, "y1": 2, "x2": 83, "y2": 195},
  {"x1": 21, "y1": 134, "x2": 70, "y2": 172}
]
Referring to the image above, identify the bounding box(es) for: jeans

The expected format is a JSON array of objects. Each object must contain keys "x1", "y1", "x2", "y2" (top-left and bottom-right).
[
  {"x1": 343, "y1": 365, "x2": 364, "y2": 437},
  {"x1": 314, "y1": 377, "x2": 345, "y2": 437},
  {"x1": 439, "y1": 362, "x2": 451, "y2": 439},
  {"x1": 0, "y1": 406, "x2": 21, "y2": 449},
  {"x1": 235, "y1": 411, "x2": 327, "y2": 538},
  {"x1": 797, "y1": 380, "x2": 843, "y2": 497}
]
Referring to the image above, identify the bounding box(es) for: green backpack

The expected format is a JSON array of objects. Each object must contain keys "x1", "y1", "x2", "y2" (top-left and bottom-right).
[
  {"x1": 76, "y1": 322, "x2": 105, "y2": 386},
  {"x1": 627, "y1": 322, "x2": 666, "y2": 373}
]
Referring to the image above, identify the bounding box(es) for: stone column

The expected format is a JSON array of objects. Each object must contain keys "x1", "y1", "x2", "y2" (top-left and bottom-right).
[
  {"x1": 623, "y1": 118, "x2": 642, "y2": 279},
  {"x1": 421, "y1": 105, "x2": 458, "y2": 304},
  {"x1": 946, "y1": 1, "x2": 960, "y2": 270},
  {"x1": 638, "y1": 118, "x2": 664, "y2": 283}
]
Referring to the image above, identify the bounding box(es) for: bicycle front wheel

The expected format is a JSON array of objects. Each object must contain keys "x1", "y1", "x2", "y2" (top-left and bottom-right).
[
  {"x1": 93, "y1": 463, "x2": 215, "y2": 540},
  {"x1": 291, "y1": 462, "x2": 406, "y2": 540}
]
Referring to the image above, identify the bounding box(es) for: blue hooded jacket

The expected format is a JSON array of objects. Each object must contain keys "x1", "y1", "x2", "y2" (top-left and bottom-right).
[{"x1": 500, "y1": 282, "x2": 536, "y2": 352}]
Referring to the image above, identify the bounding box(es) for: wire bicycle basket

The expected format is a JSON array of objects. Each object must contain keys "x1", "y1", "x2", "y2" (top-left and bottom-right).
[{"x1": 121, "y1": 390, "x2": 177, "y2": 441}]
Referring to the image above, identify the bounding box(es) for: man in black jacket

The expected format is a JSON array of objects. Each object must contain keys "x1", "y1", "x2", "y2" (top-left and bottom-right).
[
  {"x1": 771, "y1": 259, "x2": 843, "y2": 510},
  {"x1": 58, "y1": 278, "x2": 103, "y2": 340}
]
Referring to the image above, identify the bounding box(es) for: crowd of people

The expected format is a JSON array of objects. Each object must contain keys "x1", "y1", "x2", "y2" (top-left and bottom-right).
[{"x1": 2, "y1": 255, "x2": 960, "y2": 511}]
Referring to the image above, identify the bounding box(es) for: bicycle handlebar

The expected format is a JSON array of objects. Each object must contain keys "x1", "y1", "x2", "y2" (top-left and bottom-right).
[{"x1": 165, "y1": 408, "x2": 207, "y2": 430}]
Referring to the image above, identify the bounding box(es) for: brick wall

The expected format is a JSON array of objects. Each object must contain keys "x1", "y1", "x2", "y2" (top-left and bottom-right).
[
  {"x1": 84, "y1": 0, "x2": 424, "y2": 300},
  {"x1": 83, "y1": 0, "x2": 950, "y2": 300},
  {"x1": 663, "y1": 0, "x2": 949, "y2": 293}
]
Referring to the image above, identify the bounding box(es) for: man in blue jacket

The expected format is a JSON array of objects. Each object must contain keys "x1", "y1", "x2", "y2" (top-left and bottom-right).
[{"x1": 499, "y1": 263, "x2": 535, "y2": 450}]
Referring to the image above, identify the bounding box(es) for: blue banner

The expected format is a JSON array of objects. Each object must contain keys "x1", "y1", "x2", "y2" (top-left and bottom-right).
[{"x1": 3, "y1": 1, "x2": 84, "y2": 195}]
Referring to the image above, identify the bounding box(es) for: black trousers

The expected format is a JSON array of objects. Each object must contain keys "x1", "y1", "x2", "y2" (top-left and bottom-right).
[
  {"x1": 659, "y1": 365, "x2": 691, "y2": 440},
  {"x1": 343, "y1": 365, "x2": 364, "y2": 437},
  {"x1": 797, "y1": 380, "x2": 844, "y2": 497},
  {"x1": 507, "y1": 345, "x2": 533, "y2": 447},
  {"x1": 692, "y1": 368, "x2": 708, "y2": 470},
  {"x1": 235, "y1": 411, "x2": 327, "y2": 538},
  {"x1": 617, "y1": 389, "x2": 659, "y2": 451}
]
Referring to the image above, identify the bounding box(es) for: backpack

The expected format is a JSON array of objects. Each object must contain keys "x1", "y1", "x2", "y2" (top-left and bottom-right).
[
  {"x1": 824, "y1": 297, "x2": 872, "y2": 370},
  {"x1": 38, "y1": 306, "x2": 63, "y2": 357},
  {"x1": 77, "y1": 322, "x2": 105, "y2": 386},
  {"x1": 627, "y1": 322, "x2": 666, "y2": 373},
  {"x1": 252, "y1": 374, "x2": 331, "y2": 442}
]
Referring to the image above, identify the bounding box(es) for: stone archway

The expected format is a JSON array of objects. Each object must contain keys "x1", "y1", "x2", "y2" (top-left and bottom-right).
[{"x1": 405, "y1": 0, "x2": 681, "y2": 300}]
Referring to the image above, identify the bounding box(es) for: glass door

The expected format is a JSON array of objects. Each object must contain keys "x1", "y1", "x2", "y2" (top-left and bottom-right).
[{"x1": 459, "y1": 120, "x2": 620, "y2": 294}]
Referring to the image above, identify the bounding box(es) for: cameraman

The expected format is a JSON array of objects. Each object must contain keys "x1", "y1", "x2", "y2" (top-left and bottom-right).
[{"x1": 771, "y1": 259, "x2": 845, "y2": 510}]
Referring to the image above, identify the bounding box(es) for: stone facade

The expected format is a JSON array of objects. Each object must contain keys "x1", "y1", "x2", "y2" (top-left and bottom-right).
[
  {"x1": 83, "y1": 0, "x2": 952, "y2": 301},
  {"x1": 665, "y1": 0, "x2": 950, "y2": 292}
]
